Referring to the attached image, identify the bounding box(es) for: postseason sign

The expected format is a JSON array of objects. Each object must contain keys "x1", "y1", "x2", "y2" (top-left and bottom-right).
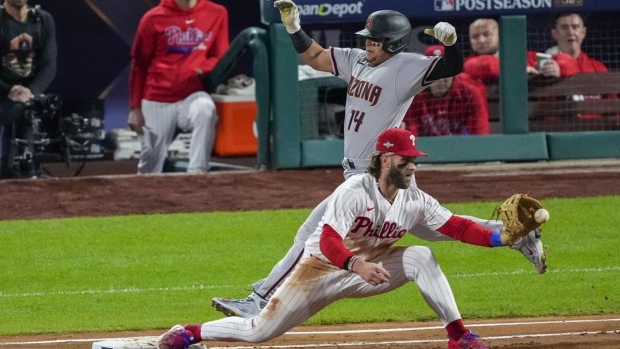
[{"x1": 261, "y1": 0, "x2": 620, "y2": 24}]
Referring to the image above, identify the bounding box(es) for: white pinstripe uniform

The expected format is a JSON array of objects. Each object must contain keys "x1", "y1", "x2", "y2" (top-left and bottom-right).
[
  {"x1": 139, "y1": 92, "x2": 217, "y2": 174},
  {"x1": 250, "y1": 48, "x2": 503, "y2": 300},
  {"x1": 201, "y1": 173, "x2": 462, "y2": 342},
  {"x1": 130, "y1": 0, "x2": 227, "y2": 174}
]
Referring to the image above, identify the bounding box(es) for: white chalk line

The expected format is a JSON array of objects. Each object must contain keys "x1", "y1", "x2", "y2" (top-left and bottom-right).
[
  {"x1": 1, "y1": 266, "x2": 618, "y2": 298},
  {"x1": 287, "y1": 318, "x2": 620, "y2": 334},
  {"x1": 0, "y1": 319, "x2": 618, "y2": 347},
  {"x1": 464, "y1": 167, "x2": 620, "y2": 177},
  {"x1": 0, "y1": 284, "x2": 229, "y2": 298},
  {"x1": 210, "y1": 331, "x2": 620, "y2": 349}
]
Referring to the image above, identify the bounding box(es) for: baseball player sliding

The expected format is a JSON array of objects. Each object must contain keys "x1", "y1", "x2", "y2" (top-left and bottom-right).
[
  {"x1": 157, "y1": 127, "x2": 535, "y2": 349},
  {"x1": 212, "y1": 0, "x2": 547, "y2": 320}
]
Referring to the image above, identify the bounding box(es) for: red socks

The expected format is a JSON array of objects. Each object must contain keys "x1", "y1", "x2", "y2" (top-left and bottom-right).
[
  {"x1": 446, "y1": 319, "x2": 467, "y2": 340},
  {"x1": 184, "y1": 324, "x2": 203, "y2": 343}
]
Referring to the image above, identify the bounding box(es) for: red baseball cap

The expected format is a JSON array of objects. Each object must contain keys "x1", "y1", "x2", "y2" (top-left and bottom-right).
[
  {"x1": 424, "y1": 45, "x2": 445, "y2": 57},
  {"x1": 376, "y1": 128, "x2": 427, "y2": 157}
]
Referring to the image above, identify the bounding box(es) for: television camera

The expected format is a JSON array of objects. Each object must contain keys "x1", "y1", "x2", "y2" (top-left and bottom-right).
[{"x1": 9, "y1": 94, "x2": 96, "y2": 178}]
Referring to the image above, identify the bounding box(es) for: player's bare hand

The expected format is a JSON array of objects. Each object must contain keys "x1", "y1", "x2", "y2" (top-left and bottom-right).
[
  {"x1": 424, "y1": 22, "x2": 457, "y2": 46},
  {"x1": 273, "y1": 0, "x2": 301, "y2": 34},
  {"x1": 352, "y1": 260, "x2": 391, "y2": 286},
  {"x1": 128, "y1": 109, "x2": 145, "y2": 134}
]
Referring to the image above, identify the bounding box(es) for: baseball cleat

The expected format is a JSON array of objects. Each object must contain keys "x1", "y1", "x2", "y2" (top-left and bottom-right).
[
  {"x1": 157, "y1": 325, "x2": 194, "y2": 349},
  {"x1": 448, "y1": 330, "x2": 489, "y2": 349},
  {"x1": 511, "y1": 229, "x2": 547, "y2": 274},
  {"x1": 212, "y1": 294, "x2": 266, "y2": 318}
]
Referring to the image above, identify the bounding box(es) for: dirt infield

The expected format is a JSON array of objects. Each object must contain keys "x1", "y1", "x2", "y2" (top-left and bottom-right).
[
  {"x1": 1, "y1": 160, "x2": 620, "y2": 221},
  {"x1": 1, "y1": 160, "x2": 619, "y2": 348},
  {"x1": 1, "y1": 315, "x2": 619, "y2": 348}
]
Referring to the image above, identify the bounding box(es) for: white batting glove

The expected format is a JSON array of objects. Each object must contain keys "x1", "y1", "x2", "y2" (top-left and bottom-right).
[
  {"x1": 424, "y1": 22, "x2": 457, "y2": 46},
  {"x1": 273, "y1": 0, "x2": 301, "y2": 34}
]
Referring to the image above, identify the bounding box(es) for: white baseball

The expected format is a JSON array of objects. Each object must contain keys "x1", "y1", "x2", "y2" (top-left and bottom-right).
[{"x1": 534, "y1": 208, "x2": 550, "y2": 223}]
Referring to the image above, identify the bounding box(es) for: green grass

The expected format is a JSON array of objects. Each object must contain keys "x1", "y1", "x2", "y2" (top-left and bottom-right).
[{"x1": 0, "y1": 196, "x2": 618, "y2": 335}]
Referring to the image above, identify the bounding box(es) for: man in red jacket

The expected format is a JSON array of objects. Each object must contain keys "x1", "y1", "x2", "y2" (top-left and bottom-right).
[
  {"x1": 540, "y1": 13, "x2": 608, "y2": 77},
  {"x1": 403, "y1": 46, "x2": 489, "y2": 136},
  {"x1": 539, "y1": 13, "x2": 614, "y2": 121},
  {"x1": 128, "y1": 0, "x2": 229, "y2": 174},
  {"x1": 463, "y1": 18, "x2": 572, "y2": 84},
  {"x1": 463, "y1": 18, "x2": 539, "y2": 83}
]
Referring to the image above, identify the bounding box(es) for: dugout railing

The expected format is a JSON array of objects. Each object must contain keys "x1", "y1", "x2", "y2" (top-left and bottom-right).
[{"x1": 488, "y1": 72, "x2": 620, "y2": 131}]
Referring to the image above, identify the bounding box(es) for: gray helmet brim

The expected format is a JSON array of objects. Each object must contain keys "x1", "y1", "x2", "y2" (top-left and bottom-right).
[{"x1": 355, "y1": 28, "x2": 372, "y2": 37}]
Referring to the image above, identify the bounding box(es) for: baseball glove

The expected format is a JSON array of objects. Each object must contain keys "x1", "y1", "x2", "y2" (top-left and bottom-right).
[{"x1": 496, "y1": 194, "x2": 545, "y2": 245}]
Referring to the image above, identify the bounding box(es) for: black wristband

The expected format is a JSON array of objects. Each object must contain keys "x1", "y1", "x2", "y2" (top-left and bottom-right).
[
  {"x1": 343, "y1": 255, "x2": 353, "y2": 270},
  {"x1": 344, "y1": 255, "x2": 359, "y2": 271},
  {"x1": 290, "y1": 29, "x2": 313, "y2": 54}
]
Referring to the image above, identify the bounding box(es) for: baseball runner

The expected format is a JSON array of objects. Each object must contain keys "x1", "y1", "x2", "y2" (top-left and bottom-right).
[
  {"x1": 128, "y1": 0, "x2": 228, "y2": 174},
  {"x1": 212, "y1": 1, "x2": 546, "y2": 318},
  {"x1": 157, "y1": 127, "x2": 549, "y2": 349}
]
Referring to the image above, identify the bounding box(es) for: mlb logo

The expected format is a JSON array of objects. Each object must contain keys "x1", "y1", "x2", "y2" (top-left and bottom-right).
[{"x1": 435, "y1": 0, "x2": 455, "y2": 11}]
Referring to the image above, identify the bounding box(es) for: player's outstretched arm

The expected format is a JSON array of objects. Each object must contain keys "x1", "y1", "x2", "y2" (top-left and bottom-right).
[
  {"x1": 425, "y1": 23, "x2": 463, "y2": 81},
  {"x1": 427, "y1": 44, "x2": 463, "y2": 81},
  {"x1": 274, "y1": 0, "x2": 332, "y2": 72}
]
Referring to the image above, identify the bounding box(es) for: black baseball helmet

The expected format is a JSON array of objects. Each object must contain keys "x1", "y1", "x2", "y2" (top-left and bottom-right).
[{"x1": 355, "y1": 10, "x2": 412, "y2": 54}]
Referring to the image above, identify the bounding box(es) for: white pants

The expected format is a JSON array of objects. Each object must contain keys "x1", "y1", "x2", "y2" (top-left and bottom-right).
[
  {"x1": 139, "y1": 92, "x2": 217, "y2": 174},
  {"x1": 252, "y1": 170, "x2": 503, "y2": 300},
  {"x1": 202, "y1": 246, "x2": 461, "y2": 342}
]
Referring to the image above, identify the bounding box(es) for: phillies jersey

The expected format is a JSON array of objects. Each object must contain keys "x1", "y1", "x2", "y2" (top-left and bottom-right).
[
  {"x1": 129, "y1": 0, "x2": 229, "y2": 108},
  {"x1": 305, "y1": 174, "x2": 452, "y2": 263},
  {"x1": 330, "y1": 48, "x2": 438, "y2": 163}
]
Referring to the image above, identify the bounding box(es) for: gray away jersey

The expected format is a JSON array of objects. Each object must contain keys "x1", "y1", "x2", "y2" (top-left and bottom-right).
[{"x1": 330, "y1": 47, "x2": 438, "y2": 162}]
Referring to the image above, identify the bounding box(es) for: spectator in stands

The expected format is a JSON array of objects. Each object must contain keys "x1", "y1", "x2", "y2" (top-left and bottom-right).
[
  {"x1": 403, "y1": 45, "x2": 489, "y2": 136},
  {"x1": 540, "y1": 13, "x2": 608, "y2": 78},
  {"x1": 0, "y1": 0, "x2": 57, "y2": 179},
  {"x1": 464, "y1": 18, "x2": 567, "y2": 83},
  {"x1": 464, "y1": 18, "x2": 537, "y2": 83},
  {"x1": 128, "y1": 0, "x2": 228, "y2": 174},
  {"x1": 540, "y1": 13, "x2": 614, "y2": 121}
]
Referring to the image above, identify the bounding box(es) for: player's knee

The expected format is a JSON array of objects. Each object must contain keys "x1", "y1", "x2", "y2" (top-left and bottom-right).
[
  {"x1": 246, "y1": 327, "x2": 279, "y2": 343},
  {"x1": 403, "y1": 246, "x2": 440, "y2": 271},
  {"x1": 192, "y1": 99, "x2": 218, "y2": 126},
  {"x1": 197, "y1": 96, "x2": 216, "y2": 113},
  {"x1": 188, "y1": 91, "x2": 215, "y2": 112},
  {"x1": 250, "y1": 334, "x2": 272, "y2": 343}
]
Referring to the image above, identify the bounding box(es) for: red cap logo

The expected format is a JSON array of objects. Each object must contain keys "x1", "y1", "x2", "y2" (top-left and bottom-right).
[
  {"x1": 366, "y1": 17, "x2": 373, "y2": 30},
  {"x1": 376, "y1": 128, "x2": 427, "y2": 157},
  {"x1": 424, "y1": 45, "x2": 445, "y2": 57}
]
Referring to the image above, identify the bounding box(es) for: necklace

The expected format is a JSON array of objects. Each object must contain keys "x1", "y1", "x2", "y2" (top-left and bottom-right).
[{"x1": 376, "y1": 181, "x2": 395, "y2": 204}]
